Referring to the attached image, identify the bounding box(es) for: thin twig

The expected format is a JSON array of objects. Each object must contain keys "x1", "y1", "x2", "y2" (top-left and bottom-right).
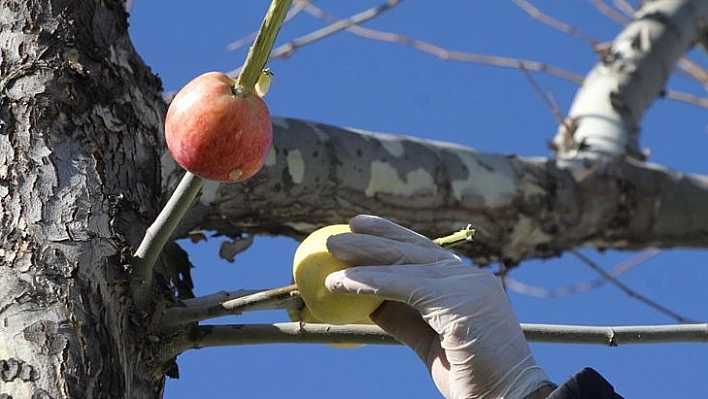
[
  {"x1": 664, "y1": 89, "x2": 708, "y2": 108},
  {"x1": 133, "y1": 0, "x2": 292, "y2": 308},
  {"x1": 571, "y1": 250, "x2": 696, "y2": 323},
  {"x1": 235, "y1": 0, "x2": 293, "y2": 93},
  {"x1": 613, "y1": 0, "x2": 637, "y2": 17},
  {"x1": 162, "y1": 284, "x2": 301, "y2": 327},
  {"x1": 513, "y1": 0, "x2": 598, "y2": 45},
  {"x1": 226, "y1": 0, "x2": 310, "y2": 52},
  {"x1": 162, "y1": 227, "x2": 472, "y2": 327},
  {"x1": 677, "y1": 58, "x2": 708, "y2": 84},
  {"x1": 132, "y1": 172, "x2": 203, "y2": 308},
  {"x1": 591, "y1": 0, "x2": 630, "y2": 24},
  {"x1": 505, "y1": 249, "x2": 659, "y2": 298},
  {"x1": 302, "y1": 3, "x2": 584, "y2": 84},
  {"x1": 516, "y1": 0, "x2": 708, "y2": 103},
  {"x1": 519, "y1": 66, "x2": 566, "y2": 126},
  {"x1": 167, "y1": 321, "x2": 708, "y2": 358},
  {"x1": 228, "y1": 0, "x2": 403, "y2": 77}
]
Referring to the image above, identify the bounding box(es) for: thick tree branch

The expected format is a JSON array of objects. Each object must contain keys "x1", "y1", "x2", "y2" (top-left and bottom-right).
[
  {"x1": 552, "y1": 0, "x2": 708, "y2": 161},
  {"x1": 164, "y1": 118, "x2": 708, "y2": 266}
]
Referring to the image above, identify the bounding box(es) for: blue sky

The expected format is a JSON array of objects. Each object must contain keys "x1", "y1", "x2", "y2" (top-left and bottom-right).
[{"x1": 129, "y1": 2, "x2": 707, "y2": 398}]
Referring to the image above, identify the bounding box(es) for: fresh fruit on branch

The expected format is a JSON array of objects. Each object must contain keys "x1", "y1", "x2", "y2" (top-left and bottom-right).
[
  {"x1": 293, "y1": 224, "x2": 383, "y2": 325},
  {"x1": 165, "y1": 71, "x2": 272, "y2": 183}
]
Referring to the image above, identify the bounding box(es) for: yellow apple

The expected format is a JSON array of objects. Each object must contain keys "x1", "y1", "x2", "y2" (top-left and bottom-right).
[{"x1": 293, "y1": 224, "x2": 383, "y2": 325}]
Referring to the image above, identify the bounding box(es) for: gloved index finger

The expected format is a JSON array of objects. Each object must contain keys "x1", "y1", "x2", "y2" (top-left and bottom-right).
[
  {"x1": 349, "y1": 215, "x2": 440, "y2": 249},
  {"x1": 325, "y1": 261, "x2": 472, "y2": 302},
  {"x1": 327, "y1": 232, "x2": 458, "y2": 266}
]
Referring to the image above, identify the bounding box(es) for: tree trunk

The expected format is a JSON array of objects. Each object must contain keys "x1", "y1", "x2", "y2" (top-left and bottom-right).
[{"x1": 0, "y1": 0, "x2": 167, "y2": 396}]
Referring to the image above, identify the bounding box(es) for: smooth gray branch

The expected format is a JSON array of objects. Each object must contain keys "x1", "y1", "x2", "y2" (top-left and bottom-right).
[
  {"x1": 167, "y1": 322, "x2": 708, "y2": 358},
  {"x1": 162, "y1": 284, "x2": 300, "y2": 327},
  {"x1": 132, "y1": 172, "x2": 202, "y2": 308}
]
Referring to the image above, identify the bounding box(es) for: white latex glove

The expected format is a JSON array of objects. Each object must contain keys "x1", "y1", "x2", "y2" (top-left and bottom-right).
[{"x1": 325, "y1": 215, "x2": 550, "y2": 399}]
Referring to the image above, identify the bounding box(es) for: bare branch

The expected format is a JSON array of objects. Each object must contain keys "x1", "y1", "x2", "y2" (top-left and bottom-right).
[
  {"x1": 302, "y1": 3, "x2": 584, "y2": 84},
  {"x1": 161, "y1": 227, "x2": 472, "y2": 327},
  {"x1": 162, "y1": 284, "x2": 300, "y2": 327},
  {"x1": 571, "y1": 250, "x2": 696, "y2": 323},
  {"x1": 513, "y1": 0, "x2": 598, "y2": 45},
  {"x1": 166, "y1": 321, "x2": 708, "y2": 358},
  {"x1": 505, "y1": 249, "x2": 660, "y2": 298},
  {"x1": 677, "y1": 58, "x2": 708, "y2": 85},
  {"x1": 664, "y1": 88, "x2": 708, "y2": 108},
  {"x1": 613, "y1": 0, "x2": 637, "y2": 17},
  {"x1": 228, "y1": 0, "x2": 404, "y2": 77},
  {"x1": 522, "y1": 322, "x2": 708, "y2": 345},
  {"x1": 591, "y1": 0, "x2": 631, "y2": 24},
  {"x1": 516, "y1": 0, "x2": 708, "y2": 105},
  {"x1": 132, "y1": 172, "x2": 203, "y2": 309},
  {"x1": 519, "y1": 66, "x2": 567, "y2": 126},
  {"x1": 226, "y1": 0, "x2": 311, "y2": 52},
  {"x1": 136, "y1": 0, "x2": 293, "y2": 307}
]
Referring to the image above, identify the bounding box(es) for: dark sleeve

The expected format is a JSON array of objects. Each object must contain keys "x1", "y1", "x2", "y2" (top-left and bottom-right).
[{"x1": 547, "y1": 368, "x2": 624, "y2": 399}]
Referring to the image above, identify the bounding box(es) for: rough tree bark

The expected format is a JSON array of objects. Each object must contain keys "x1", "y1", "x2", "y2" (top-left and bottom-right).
[{"x1": 0, "y1": 0, "x2": 168, "y2": 396}]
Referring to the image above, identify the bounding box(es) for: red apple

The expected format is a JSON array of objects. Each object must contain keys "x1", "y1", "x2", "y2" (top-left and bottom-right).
[{"x1": 165, "y1": 71, "x2": 273, "y2": 183}]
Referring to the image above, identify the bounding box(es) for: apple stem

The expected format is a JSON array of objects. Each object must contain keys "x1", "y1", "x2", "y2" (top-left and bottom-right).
[
  {"x1": 433, "y1": 224, "x2": 476, "y2": 248},
  {"x1": 132, "y1": 172, "x2": 203, "y2": 309},
  {"x1": 234, "y1": 0, "x2": 293, "y2": 94}
]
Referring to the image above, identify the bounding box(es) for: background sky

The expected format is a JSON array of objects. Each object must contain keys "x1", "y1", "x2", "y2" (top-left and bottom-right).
[{"x1": 128, "y1": 1, "x2": 707, "y2": 398}]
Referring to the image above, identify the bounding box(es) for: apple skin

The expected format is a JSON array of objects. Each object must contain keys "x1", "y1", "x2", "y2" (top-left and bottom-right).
[
  {"x1": 293, "y1": 224, "x2": 383, "y2": 325},
  {"x1": 165, "y1": 71, "x2": 272, "y2": 183}
]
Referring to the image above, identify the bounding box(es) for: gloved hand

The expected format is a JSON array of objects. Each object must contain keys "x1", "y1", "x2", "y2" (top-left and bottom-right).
[{"x1": 325, "y1": 215, "x2": 551, "y2": 399}]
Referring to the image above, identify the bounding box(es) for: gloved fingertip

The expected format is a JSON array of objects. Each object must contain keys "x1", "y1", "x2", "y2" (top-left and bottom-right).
[
  {"x1": 325, "y1": 233, "x2": 345, "y2": 249},
  {"x1": 325, "y1": 234, "x2": 356, "y2": 261},
  {"x1": 349, "y1": 214, "x2": 383, "y2": 233}
]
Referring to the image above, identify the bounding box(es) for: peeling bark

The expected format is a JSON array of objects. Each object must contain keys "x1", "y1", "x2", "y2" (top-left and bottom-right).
[
  {"x1": 552, "y1": 0, "x2": 708, "y2": 160},
  {"x1": 169, "y1": 118, "x2": 708, "y2": 266},
  {"x1": 0, "y1": 0, "x2": 167, "y2": 397}
]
